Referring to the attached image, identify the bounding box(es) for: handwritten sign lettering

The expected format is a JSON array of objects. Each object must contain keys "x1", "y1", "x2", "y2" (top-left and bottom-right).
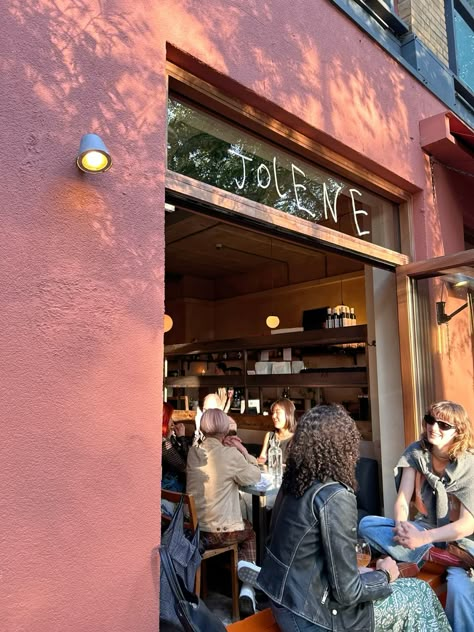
[
  {"x1": 228, "y1": 148, "x2": 369, "y2": 237},
  {"x1": 167, "y1": 98, "x2": 377, "y2": 241}
]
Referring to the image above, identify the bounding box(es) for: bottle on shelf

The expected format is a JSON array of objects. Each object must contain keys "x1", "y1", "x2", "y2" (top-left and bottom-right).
[
  {"x1": 326, "y1": 307, "x2": 333, "y2": 329},
  {"x1": 333, "y1": 307, "x2": 340, "y2": 328},
  {"x1": 350, "y1": 307, "x2": 357, "y2": 325},
  {"x1": 342, "y1": 305, "x2": 350, "y2": 327}
]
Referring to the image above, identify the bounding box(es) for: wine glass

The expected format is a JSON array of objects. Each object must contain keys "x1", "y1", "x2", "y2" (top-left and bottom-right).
[{"x1": 355, "y1": 538, "x2": 371, "y2": 568}]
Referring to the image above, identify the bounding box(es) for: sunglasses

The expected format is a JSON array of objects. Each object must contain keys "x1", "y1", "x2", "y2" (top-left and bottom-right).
[{"x1": 424, "y1": 415, "x2": 456, "y2": 432}]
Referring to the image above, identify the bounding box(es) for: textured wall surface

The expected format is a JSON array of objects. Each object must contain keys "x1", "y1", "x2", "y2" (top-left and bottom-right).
[{"x1": 0, "y1": 1, "x2": 470, "y2": 631}]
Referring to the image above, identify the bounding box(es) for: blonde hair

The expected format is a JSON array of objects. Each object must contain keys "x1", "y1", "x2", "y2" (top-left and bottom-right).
[
  {"x1": 421, "y1": 400, "x2": 474, "y2": 459},
  {"x1": 203, "y1": 393, "x2": 224, "y2": 411}
]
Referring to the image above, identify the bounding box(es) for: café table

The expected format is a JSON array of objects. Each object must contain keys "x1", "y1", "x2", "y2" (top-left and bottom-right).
[{"x1": 240, "y1": 468, "x2": 281, "y2": 565}]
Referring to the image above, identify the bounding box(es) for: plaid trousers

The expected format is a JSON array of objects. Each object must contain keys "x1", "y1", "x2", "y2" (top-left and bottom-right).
[{"x1": 200, "y1": 519, "x2": 256, "y2": 562}]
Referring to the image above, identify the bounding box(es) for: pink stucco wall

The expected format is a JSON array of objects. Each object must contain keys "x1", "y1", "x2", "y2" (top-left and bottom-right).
[{"x1": 1, "y1": 1, "x2": 470, "y2": 631}]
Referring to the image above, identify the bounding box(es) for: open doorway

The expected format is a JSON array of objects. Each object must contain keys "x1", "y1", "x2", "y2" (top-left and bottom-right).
[{"x1": 163, "y1": 204, "x2": 407, "y2": 515}]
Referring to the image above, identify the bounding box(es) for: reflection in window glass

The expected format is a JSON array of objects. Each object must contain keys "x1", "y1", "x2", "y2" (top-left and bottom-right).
[
  {"x1": 454, "y1": 7, "x2": 474, "y2": 91},
  {"x1": 167, "y1": 97, "x2": 401, "y2": 252}
]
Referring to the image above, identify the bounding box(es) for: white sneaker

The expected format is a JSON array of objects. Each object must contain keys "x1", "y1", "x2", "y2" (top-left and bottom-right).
[
  {"x1": 239, "y1": 583, "x2": 256, "y2": 619},
  {"x1": 237, "y1": 560, "x2": 261, "y2": 587}
]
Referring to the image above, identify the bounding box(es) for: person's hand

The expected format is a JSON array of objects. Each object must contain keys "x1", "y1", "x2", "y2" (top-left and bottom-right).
[
  {"x1": 174, "y1": 422, "x2": 185, "y2": 437},
  {"x1": 393, "y1": 521, "x2": 429, "y2": 549},
  {"x1": 195, "y1": 407, "x2": 202, "y2": 431},
  {"x1": 257, "y1": 456, "x2": 267, "y2": 464},
  {"x1": 376, "y1": 556, "x2": 399, "y2": 582}
]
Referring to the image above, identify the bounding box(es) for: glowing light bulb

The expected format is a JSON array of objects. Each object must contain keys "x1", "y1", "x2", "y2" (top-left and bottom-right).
[
  {"x1": 164, "y1": 314, "x2": 173, "y2": 333},
  {"x1": 266, "y1": 315, "x2": 280, "y2": 329},
  {"x1": 80, "y1": 150, "x2": 109, "y2": 172}
]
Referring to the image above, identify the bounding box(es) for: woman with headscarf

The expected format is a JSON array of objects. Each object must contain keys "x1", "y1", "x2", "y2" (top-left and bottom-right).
[{"x1": 186, "y1": 407, "x2": 261, "y2": 616}]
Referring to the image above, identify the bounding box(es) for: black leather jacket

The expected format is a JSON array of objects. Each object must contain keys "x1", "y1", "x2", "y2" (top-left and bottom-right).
[{"x1": 257, "y1": 481, "x2": 392, "y2": 631}]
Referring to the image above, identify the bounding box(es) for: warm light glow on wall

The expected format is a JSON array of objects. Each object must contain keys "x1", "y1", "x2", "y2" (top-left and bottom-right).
[{"x1": 164, "y1": 314, "x2": 173, "y2": 333}]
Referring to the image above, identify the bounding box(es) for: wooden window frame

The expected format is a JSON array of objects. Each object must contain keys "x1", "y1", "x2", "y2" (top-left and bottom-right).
[{"x1": 166, "y1": 62, "x2": 411, "y2": 269}]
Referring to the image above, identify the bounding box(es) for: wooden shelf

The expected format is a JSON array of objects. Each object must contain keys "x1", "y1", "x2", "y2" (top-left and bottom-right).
[
  {"x1": 165, "y1": 368, "x2": 367, "y2": 389},
  {"x1": 164, "y1": 325, "x2": 367, "y2": 356},
  {"x1": 165, "y1": 327, "x2": 370, "y2": 431},
  {"x1": 165, "y1": 375, "x2": 246, "y2": 388},
  {"x1": 170, "y1": 412, "x2": 371, "y2": 439},
  {"x1": 246, "y1": 368, "x2": 367, "y2": 388}
]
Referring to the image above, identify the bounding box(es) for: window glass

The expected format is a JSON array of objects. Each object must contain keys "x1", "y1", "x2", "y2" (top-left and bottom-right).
[
  {"x1": 167, "y1": 96, "x2": 401, "y2": 252},
  {"x1": 454, "y1": 6, "x2": 474, "y2": 91}
]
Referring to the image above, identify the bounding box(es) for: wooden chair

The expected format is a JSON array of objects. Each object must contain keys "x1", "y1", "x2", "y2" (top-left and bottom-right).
[
  {"x1": 161, "y1": 489, "x2": 240, "y2": 621},
  {"x1": 226, "y1": 608, "x2": 281, "y2": 631}
]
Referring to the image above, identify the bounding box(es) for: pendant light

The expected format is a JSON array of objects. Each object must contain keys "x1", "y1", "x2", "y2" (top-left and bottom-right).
[{"x1": 265, "y1": 237, "x2": 280, "y2": 329}]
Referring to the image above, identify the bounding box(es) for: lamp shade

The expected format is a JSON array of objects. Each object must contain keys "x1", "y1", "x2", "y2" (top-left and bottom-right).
[
  {"x1": 266, "y1": 315, "x2": 280, "y2": 329},
  {"x1": 76, "y1": 133, "x2": 112, "y2": 173}
]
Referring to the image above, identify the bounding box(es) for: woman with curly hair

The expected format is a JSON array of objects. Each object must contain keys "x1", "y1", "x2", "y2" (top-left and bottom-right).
[
  {"x1": 359, "y1": 400, "x2": 474, "y2": 631},
  {"x1": 253, "y1": 404, "x2": 450, "y2": 631}
]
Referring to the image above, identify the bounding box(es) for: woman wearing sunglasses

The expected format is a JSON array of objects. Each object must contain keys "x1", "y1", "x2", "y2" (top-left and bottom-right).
[{"x1": 359, "y1": 401, "x2": 474, "y2": 632}]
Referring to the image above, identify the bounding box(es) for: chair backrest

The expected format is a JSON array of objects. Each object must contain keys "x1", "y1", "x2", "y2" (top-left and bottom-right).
[
  {"x1": 355, "y1": 457, "x2": 381, "y2": 521},
  {"x1": 161, "y1": 489, "x2": 199, "y2": 532}
]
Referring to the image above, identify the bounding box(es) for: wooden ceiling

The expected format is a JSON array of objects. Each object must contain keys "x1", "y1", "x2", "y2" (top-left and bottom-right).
[{"x1": 165, "y1": 207, "x2": 362, "y2": 282}]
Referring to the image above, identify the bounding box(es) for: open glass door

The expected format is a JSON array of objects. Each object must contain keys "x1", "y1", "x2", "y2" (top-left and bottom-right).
[{"x1": 396, "y1": 250, "x2": 474, "y2": 444}]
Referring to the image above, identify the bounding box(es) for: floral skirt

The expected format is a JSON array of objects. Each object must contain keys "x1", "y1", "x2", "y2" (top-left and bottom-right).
[{"x1": 374, "y1": 578, "x2": 451, "y2": 631}]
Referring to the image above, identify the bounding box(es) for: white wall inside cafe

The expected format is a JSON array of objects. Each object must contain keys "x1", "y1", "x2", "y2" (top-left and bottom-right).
[{"x1": 365, "y1": 266, "x2": 405, "y2": 517}]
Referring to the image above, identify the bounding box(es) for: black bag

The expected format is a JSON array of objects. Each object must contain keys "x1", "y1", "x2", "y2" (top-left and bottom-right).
[
  {"x1": 160, "y1": 496, "x2": 202, "y2": 627},
  {"x1": 160, "y1": 547, "x2": 227, "y2": 632}
]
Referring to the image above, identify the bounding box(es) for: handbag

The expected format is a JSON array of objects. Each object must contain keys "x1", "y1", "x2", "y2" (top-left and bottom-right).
[
  {"x1": 160, "y1": 496, "x2": 202, "y2": 627},
  {"x1": 160, "y1": 546, "x2": 227, "y2": 632}
]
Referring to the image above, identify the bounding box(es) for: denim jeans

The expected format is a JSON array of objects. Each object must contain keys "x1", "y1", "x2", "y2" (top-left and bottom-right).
[
  {"x1": 445, "y1": 566, "x2": 474, "y2": 632},
  {"x1": 358, "y1": 515, "x2": 431, "y2": 564},
  {"x1": 270, "y1": 601, "x2": 325, "y2": 632}
]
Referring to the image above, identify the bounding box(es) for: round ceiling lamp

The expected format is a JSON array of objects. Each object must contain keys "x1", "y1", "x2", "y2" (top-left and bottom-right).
[
  {"x1": 164, "y1": 314, "x2": 174, "y2": 333},
  {"x1": 266, "y1": 315, "x2": 280, "y2": 329}
]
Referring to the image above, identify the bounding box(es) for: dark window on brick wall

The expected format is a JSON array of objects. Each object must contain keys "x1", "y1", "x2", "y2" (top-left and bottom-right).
[{"x1": 446, "y1": 0, "x2": 474, "y2": 96}]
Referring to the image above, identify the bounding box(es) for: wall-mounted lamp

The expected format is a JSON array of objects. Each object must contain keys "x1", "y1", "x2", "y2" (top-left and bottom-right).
[
  {"x1": 76, "y1": 133, "x2": 112, "y2": 173},
  {"x1": 436, "y1": 300, "x2": 468, "y2": 325}
]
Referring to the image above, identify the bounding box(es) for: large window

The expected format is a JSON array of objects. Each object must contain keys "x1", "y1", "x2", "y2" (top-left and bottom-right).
[
  {"x1": 350, "y1": 0, "x2": 408, "y2": 35},
  {"x1": 167, "y1": 96, "x2": 401, "y2": 253},
  {"x1": 447, "y1": 0, "x2": 474, "y2": 95}
]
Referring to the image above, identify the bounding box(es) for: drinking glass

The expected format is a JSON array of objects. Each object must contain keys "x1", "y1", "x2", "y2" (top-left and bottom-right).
[{"x1": 355, "y1": 538, "x2": 371, "y2": 568}]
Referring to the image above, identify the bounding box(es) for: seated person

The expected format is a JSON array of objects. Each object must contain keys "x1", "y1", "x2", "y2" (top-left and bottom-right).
[
  {"x1": 161, "y1": 402, "x2": 188, "y2": 492},
  {"x1": 186, "y1": 408, "x2": 261, "y2": 617},
  {"x1": 359, "y1": 400, "x2": 474, "y2": 632},
  {"x1": 257, "y1": 398, "x2": 296, "y2": 465},
  {"x1": 192, "y1": 392, "x2": 229, "y2": 447},
  {"x1": 215, "y1": 362, "x2": 233, "y2": 413},
  {"x1": 247, "y1": 404, "x2": 451, "y2": 632}
]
